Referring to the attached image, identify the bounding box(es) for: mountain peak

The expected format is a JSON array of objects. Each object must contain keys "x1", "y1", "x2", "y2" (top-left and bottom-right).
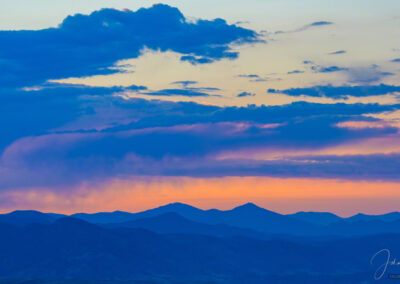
[
  {"x1": 233, "y1": 203, "x2": 263, "y2": 210},
  {"x1": 229, "y1": 203, "x2": 281, "y2": 218},
  {"x1": 155, "y1": 202, "x2": 203, "y2": 212},
  {"x1": 8, "y1": 210, "x2": 45, "y2": 216},
  {"x1": 0, "y1": 210, "x2": 56, "y2": 226},
  {"x1": 164, "y1": 202, "x2": 196, "y2": 208}
]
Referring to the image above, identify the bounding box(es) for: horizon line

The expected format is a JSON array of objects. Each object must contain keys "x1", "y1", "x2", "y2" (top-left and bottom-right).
[{"x1": 3, "y1": 201, "x2": 400, "y2": 218}]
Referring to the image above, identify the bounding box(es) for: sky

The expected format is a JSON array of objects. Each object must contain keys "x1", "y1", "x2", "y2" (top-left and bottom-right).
[{"x1": 1, "y1": 1, "x2": 400, "y2": 216}]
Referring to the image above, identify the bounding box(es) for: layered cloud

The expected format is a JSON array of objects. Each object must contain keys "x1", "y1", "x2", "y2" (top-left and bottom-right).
[
  {"x1": 1, "y1": 84, "x2": 400, "y2": 189},
  {"x1": 268, "y1": 84, "x2": 400, "y2": 99},
  {"x1": 1, "y1": 3, "x2": 400, "y2": 200}
]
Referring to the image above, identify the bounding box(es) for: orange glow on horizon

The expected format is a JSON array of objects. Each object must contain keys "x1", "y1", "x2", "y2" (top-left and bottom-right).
[{"x1": 2, "y1": 176, "x2": 400, "y2": 217}]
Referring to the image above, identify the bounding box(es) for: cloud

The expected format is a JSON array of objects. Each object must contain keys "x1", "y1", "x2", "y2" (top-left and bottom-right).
[
  {"x1": 274, "y1": 21, "x2": 333, "y2": 34},
  {"x1": 268, "y1": 84, "x2": 400, "y2": 99},
  {"x1": 171, "y1": 81, "x2": 198, "y2": 87},
  {"x1": 251, "y1": 78, "x2": 273, "y2": 82},
  {"x1": 345, "y1": 65, "x2": 394, "y2": 84},
  {"x1": 1, "y1": 88, "x2": 399, "y2": 189},
  {"x1": 140, "y1": 81, "x2": 220, "y2": 97},
  {"x1": 309, "y1": 21, "x2": 333, "y2": 27},
  {"x1": 104, "y1": 101, "x2": 398, "y2": 134},
  {"x1": 1, "y1": 124, "x2": 398, "y2": 188},
  {"x1": 287, "y1": 70, "x2": 304, "y2": 75},
  {"x1": 180, "y1": 55, "x2": 215, "y2": 65},
  {"x1": 303, "y1": 60, "x2": 395, "y2": 84},
  {"x1": 329, "y1": 50, "x2": 346, "y2": 55},
  {"x1": 162, "y1": 153, "x2": 400, "y2": 181},
  {"x1": 0, "y1": 4, "x2": 260, "y2": 88},
  {"x1": 303, "y1": 61, "x2": 348, "y2": 73},
  {"x1": 303, "y1": 61, "x2": 394, "y2": 83},
  {"x1": 0, "y1": 83, "x2": 148, "y2": 151},
  {"x1": 311, "y1": 65, "x2": 348, "y2": 73},
  {"x1": 237, "y1": 74, "x2": 276, "y2": 82},
  {"x1": 237, "y1": 74, "x2": 260, "y2": 78},
  {"x1": 143, "y1": 88, "x2": 217, "y2": 97},
  {"x1": 3, "y1": 4, "x2": 400, "y2": 195},
  {"x1": 237, "y1": 92, "x2": 255, "y2": 97}
]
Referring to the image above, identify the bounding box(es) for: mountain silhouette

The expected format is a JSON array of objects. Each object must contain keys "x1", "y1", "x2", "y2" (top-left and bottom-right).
[
  {"x1": 3, "y1": 203, "x2": 400, "y2": 237},
  {"x1": 288, "y1": 211, "x2": 342, "y2": 225},
  {"x1": 71, "y1": 210, "x2": 137, "y2": 224},
  {"x1": 325, "y1": 219, "x2": 400, "y2": 236},
  {"x1": 0, "y1": 210, "x2": 57, "y2": 226},
  {"x1": 0, "y1": 219, "x2": 399, "y2": 283},
  {"x1": 345, "y1": 212, "x2": 400, "y2": 223},
  {"x1": 107, "y1": 212, "x2": 270, "y2": 239},
  {"x1": 26, "y1": 202, "x2": 400, "y2": 231},
  {"x1": 109, "y1": 202, "x2": 319, "y2": 235}
]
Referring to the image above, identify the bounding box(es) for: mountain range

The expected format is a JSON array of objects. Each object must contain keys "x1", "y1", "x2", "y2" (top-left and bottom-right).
[
  {"x1": 0, "y1": 217, "x2": 398, "y2": 283},
  {"x1": 3, "y1": 202, "x2": 400, "y2": 237},
  {"x1": 1, "y1": 203, "x2": 400, "y2": 282}
]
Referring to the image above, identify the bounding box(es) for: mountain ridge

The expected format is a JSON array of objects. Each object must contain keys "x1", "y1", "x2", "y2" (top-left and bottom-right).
[
  {"x1": 3, "y1": 203, "x2": 400, "y2": 237},
  {"x1": 0, "y1": 219, "x2": 399, "y2": 283}
]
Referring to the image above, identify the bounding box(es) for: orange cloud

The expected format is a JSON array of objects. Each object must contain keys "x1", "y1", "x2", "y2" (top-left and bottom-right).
[{"x1": 336, "y1": 120, "x2": 400, "y2": 129}]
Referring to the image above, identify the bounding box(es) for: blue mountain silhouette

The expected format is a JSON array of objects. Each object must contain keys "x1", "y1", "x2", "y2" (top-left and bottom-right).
[
  {"x1": 4, "y1": 203, "x2": 400, "y2": 237},
  {"x1": 107, "y1": 212, "x2": 270, "y2": 239},
  {"x1": 0, "y1": 218, "x2": 400, "y2": 283},
  {"x1": 287, "y1": 211, "x2": 342, "y2": 225},
  {"x1": 0, "y1": 210, "x2": 58, "y2": 226}
]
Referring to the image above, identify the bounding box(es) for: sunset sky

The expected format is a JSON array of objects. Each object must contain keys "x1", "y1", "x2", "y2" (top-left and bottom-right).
[{"x1": 1, "y1": 0, "x2": 400, "y2": 216}]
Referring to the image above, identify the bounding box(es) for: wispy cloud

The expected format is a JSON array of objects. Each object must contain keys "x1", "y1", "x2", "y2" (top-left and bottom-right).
[
  {"x1": 328, "y1": 50, "x2": 346, "y2": 55},
  {"x1": 268, "y1": 84, "x2": 400, "y2": 99},
  {"x1": 274, "y1": 21, "x2": 333, "y2": 34}
]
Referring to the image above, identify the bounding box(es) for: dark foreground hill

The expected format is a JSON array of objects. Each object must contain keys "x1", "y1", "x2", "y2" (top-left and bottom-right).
[{"x1": 0, "y1": 217, "x2": 399, "y2": 283}]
